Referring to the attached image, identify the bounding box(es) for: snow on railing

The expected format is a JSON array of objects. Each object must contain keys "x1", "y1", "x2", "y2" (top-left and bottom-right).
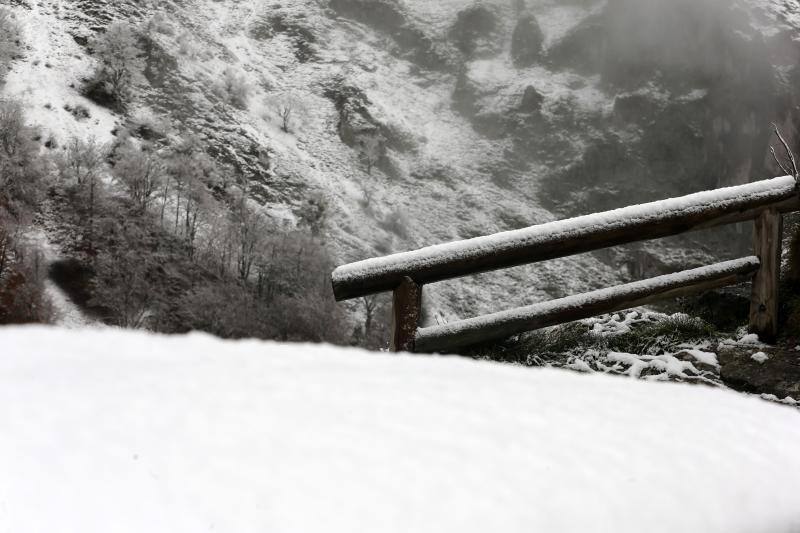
[{"x1": 331, "y1": 176, "x2": 799, "y2": 353}]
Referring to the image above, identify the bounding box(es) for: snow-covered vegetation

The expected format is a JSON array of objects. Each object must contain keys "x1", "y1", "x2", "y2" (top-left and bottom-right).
[
  {"x1": 0, "y1": 0, "x2": 797, "y2": 337},
  {"x1": 1, "y1": 326, "x2": 799, "y2": 533}
]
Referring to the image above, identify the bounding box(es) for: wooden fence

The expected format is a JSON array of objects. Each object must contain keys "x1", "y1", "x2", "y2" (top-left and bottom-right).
[{"x1": 331, "y1": 175, "x2": 799, "y2": 353}]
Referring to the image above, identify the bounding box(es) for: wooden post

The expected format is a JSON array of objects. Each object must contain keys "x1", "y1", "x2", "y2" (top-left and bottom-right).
[
  {"x1": 390, "y1": 277, "x2": 422, "y2": 352},
  {"x1": 750, "y1": 208, "x2": 782, "y2": 342}
]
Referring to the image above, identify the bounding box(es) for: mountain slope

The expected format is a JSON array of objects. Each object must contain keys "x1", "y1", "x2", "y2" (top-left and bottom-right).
[{"x1": 2, "y1": 0, "x2": 799, "y2": 328}]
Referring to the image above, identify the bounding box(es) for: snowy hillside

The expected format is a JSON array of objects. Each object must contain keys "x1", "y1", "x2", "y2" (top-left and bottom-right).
[
  {"x1": 1, "y1": 0, "x2": 799, "y2": 330},
  {"x1": 1, "y1": 326, "x2": 800, "y2": 532}
]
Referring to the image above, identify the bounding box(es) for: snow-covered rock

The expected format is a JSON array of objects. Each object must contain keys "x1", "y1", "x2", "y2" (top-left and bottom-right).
[
  {"x1": 1, "y1": 326, "x2": 799, "y2": 532},
  {"x1": 3, "y1": 0, "x2": 799, "y2": 326}
]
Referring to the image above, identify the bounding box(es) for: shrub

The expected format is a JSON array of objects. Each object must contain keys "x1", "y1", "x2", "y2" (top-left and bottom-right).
[
  {"x1": 64, "y1": 103, "x2": 91, "y2": 120},
  {"x1": 144, "y1": 13, "x2": 175, "y2": 36},
  {"x1": 0, "y1": 8, "x2": 22, "y2": 84},
  {"x1": 296, "y1": 192, "x2": 328, "y2": 236},
  {"x1": 216, "y1": 67, "x2": 250, "y2": 109},
  {"x1": 86, "y1": 23, "x2": 145, "y2": 109},
  {"x1": 467, "y1": 314, "x2": 717, "y2": 364}
]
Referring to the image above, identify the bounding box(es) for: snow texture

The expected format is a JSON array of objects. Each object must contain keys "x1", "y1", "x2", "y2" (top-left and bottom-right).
[
  {"x1": 752, "y1": 351, "x2": 770, "y2": 363},
  {"x1": 332, "y1": 175, "x2": 795, "y2": 291},
  {"x1": 1, "y1": 326, "x2": 800, "y2": 533}
]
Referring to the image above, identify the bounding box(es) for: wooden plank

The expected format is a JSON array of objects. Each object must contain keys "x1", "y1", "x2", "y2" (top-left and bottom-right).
[
  {"x1": 414, "y1": 257, "x2": 761, "y2": 354},
  {"x1": 332, "y1": 176, "x2": 798, "y2": 301},
  {"x1": 749, "y1": 209, "x2": 782, "y2": 342},
  {"x1": 390, "y1": 277, "x2": 422, "y2": 352}
]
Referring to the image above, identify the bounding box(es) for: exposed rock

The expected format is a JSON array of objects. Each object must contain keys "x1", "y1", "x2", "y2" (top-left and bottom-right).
[
  {"x1": 718, "y1": 345, "x2": 800, "y2": 401},
  {"x1": 545, "y1": 17, "x2": 605, "y2": 73},
  {"x1": 250, "y1": 12, "x2": 318, "y2": 63},
  {"x1": 452, "y1": 67, "x2": 482, "y2": 118},
  {"x1": 324, "y1": 80, "x2": 418, "y2": 176},
  {"x1": 518, "y1": 86, "x2": 544, "y2": 114},
  {"x1": 450, "y1": 4, "x2": 499, "y2": 58},
  {"x1": 329, "y1": 0, "x2": 455, "y2": 70},
  {"x1": 511, "y1": 14, "x2": 543, "y2": 68},
  {"x1": 612, "y1": 92, "x2": 662, "y2": 125}
]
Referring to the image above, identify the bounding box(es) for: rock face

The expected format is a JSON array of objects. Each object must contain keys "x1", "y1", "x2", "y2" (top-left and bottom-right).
[
  {"x1": 719, "y1": 345, "x2": 800, "y2": 401},
  {"x1": 450, "y1": 5, "x2": 500, "y2": 58},
  {"x1": 510, "y1": 14, "x2": 543, "y2": 67},
  {"x1": 518, "y1": 86, "x2": 544, "y2": 114},
  {"x1": 5, "y1": 0, "x2": 799, "y2": 324},
  {"x1": 329, "y1": 0, "x2": 455, "y2": 70}
]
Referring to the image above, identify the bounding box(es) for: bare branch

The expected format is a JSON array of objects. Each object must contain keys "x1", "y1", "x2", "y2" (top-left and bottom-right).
[
  {"x1": 772, "y1": 123, "x2": 798, "y2": 179},
  {"x1": 771, "y1": 145, "x2": 791, "y2": 175}
]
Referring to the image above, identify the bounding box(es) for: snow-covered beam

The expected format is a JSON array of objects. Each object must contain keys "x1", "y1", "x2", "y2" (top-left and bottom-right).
[
  {"x1": 414, "y1": 257, "x2": 761, "y2": 354},
  {"x1": 332, "y1": 176, "x2": 798, "y2": 301}
]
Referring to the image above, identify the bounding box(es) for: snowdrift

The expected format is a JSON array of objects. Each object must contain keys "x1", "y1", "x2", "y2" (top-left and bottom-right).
[{"x1": 1, "y1": 326, "x2": 799, "y2": 532}]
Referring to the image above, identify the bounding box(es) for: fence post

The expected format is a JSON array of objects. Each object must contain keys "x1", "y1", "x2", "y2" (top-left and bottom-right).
[
  {"x1": 749, "y1": 208, "x2": 782, "y2": 342},
  {"x1": 391, "y1": 277, "x2": 422, "y2": 352}
]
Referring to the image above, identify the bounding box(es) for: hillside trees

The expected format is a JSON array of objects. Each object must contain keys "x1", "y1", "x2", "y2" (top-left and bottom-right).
[
  {"x1": 112, "y1": 141, "x2": 165, "y2": 214},
  {"x1": 229, "y1": 190, "x2": 267, "y2": 281},
  {"x1": 89, "y1": 219, "x2": 161, "y2": 329},
  {"x1": 58, "y1": 137, "x2": 108, "y2": 245},
  {"x1": 87, "y1": 22, "x2": 145, "y2": 108},
  {"x1": 0, "y1": 100, "x2": 51, "y2": 325},
  {"x1": 167, "y1": 138, "x2": 215, "y2": 256},
  {"x1": 0, "y1": 100, "x2": 44, "y2": 216},
  {"x1": 0, "y1": 90, "x2": 349, "y2": 340}
]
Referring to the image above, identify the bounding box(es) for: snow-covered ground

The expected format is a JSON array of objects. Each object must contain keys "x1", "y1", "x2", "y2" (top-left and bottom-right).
[
  {"x1": 22, "y1": 229, "x2": 96, "y2": 328},
  {"x1": 1, "y1": 326, "x2": 799, "y2": 532}
]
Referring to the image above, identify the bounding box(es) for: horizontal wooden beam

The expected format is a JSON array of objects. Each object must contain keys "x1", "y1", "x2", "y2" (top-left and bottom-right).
[
  {"x1": 332, "y1": 176, "x2": 797, "y2": 301},
  {"x1": 414, "y1": 257, "x2": 761, "y2": 354}
]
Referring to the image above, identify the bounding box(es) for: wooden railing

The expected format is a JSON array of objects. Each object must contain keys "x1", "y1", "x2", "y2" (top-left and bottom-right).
[{"x1": 331, "y1": 176, "x2": 799, "y2": 353}]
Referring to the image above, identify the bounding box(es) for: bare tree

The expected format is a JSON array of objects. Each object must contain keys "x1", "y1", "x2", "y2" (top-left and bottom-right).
[
  {"x1": 359, "y1": 135, "x2": 383, "y2": 175},
  {"x1": 89, "y1": 22, "x2": 145, "y2": 107},
  {"x1": 276, "y1": 98, "x2": 295, "y2": 133},
  {"x1": 0, "y1": 99, "x2": 43, "y2": 216},
  {"x1": 0, "y1": 214, "x2": 16, "y2": 281},
  {"x1": 113, "y1": 142, "x2": 165, "y2": 214},
  {"x1": 167, "y1": 139, "x2": 215, "y2": 255},
  {"x1": 59, "y1": 137, "x2": 108, "y2": 241},
  {"x1": 90, "y1": 222, "x2": 159, "y2": 329},
  {"x1": 359, "y1": 294, "x2": 390, "y2": 349},
  {"x1": 229, "y1": 190, "x2": 267, "y2": 281}
]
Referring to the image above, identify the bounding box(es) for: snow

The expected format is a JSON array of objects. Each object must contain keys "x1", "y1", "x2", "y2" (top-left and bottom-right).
[
  {"x1": 752, "y1": 351, "x2": 770, "y2": 363},
  {"x1": 682, "y1": 349, "x2": 720, "y2": 368},
  {"x1": 332, "y1": 175, "x2": 795, "y2": 294},
  {"x1": 3, "y1": 2, "x2": 120, "y2": 145},
  {"x1": 1, "y1": 326, "x2": 800, "y2": 533},
  {"x1": 23, "y1": 229, "x2": 96, "y2": 328},
  {"x1": 738, "y1": 333, "x2": 764, "y2": 345},
  {"x1": 606, "y1": 351, "x2": 704, "y2": 380}
]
